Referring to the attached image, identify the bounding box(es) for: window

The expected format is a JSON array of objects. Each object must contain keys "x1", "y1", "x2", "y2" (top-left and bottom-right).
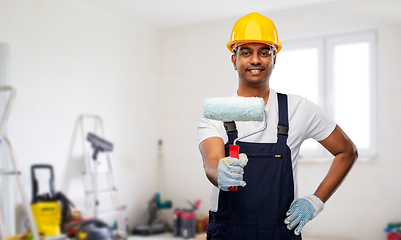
[{"x1": 271, "y1": 30, "x2": 377, "y2": 160}]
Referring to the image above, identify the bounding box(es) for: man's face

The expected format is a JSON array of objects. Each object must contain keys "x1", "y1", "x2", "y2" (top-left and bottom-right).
[{"x1": 231, "y1": 43, "x2": 276, "y2": 87}]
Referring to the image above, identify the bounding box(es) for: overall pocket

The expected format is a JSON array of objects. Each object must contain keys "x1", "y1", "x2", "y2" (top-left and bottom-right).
[
  {"x1": 219, "y1": 224, "x2": 258, "y2": 240},
  {"x1": 257, "y1": 224, "x2": 296, "y2": 240}
]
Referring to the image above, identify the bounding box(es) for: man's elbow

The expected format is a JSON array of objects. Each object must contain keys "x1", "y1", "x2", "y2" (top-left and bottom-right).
[
  {"x1": 348, "y1": 142, "x2": 359, "y2": 163},
  {"x1": 337, "y1": 139, "x2": 358, "y2": 165}
]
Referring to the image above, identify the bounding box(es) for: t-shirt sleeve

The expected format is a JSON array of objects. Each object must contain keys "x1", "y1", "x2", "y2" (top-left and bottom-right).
[
  {"x1": 197, "y1": 116, "x2": 226, "y2": 145},
  {"x1": 300, "y1": 98, "x2": 336, "y2": 142}
]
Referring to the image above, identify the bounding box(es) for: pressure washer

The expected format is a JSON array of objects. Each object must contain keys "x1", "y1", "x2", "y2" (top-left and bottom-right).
[{"x1": 30, "y1": 165, "x2": 61, "y2": 238}]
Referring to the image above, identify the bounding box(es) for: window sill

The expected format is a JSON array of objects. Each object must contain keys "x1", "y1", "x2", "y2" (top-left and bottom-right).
[{"x1": 299, "y1": 154, "x2": 378, "y2": 164}]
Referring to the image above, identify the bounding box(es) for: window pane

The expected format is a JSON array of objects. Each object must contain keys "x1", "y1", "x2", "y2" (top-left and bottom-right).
[
  {"x1": 272, "y1": 48, "x2": 319, "y2": 104},
  {"x1": 333, "y1": 42, "x2": 370, "y2": 149},
  {"x1": 272, "y1": 48, "x2": 320, "y2": 151}
]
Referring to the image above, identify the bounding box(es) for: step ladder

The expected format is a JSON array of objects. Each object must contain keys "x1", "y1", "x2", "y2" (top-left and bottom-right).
[
  {"x1": 78, "y1": 114, "x2": 127, "y2": 239},
  {"x1": 0, "y1": 86, "x2": 40, "y2": 240}
]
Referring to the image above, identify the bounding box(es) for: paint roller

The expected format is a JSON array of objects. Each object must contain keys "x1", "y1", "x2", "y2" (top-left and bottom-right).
[{"x1": 203, "y1": 96, "x2": 267, "y2": 191}]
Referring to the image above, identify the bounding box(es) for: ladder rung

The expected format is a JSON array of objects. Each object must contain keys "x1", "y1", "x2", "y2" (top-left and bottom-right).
[
  {"x1": 84, "y1": 172, "x2": 111, "y2": 175},
  {"x1": 0, "y1": 170, "x2": 20, "y2": 175},
  {"x1": 86, "y1": 188, "x2": 118, "y2": 194},
  {"x1": 83, "y1": 172, "x2": 114, "y2": 180}
]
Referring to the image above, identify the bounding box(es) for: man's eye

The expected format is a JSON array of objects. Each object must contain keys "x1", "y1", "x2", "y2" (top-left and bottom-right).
[
  {"x1": 261, "y1": 52, "x2": 271, "y2": 56},
  {"x1": 241, "y1": 52, "x2": 250, "y2": 56}
]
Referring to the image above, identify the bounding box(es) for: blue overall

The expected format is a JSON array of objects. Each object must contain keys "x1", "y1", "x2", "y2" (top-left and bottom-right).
[{"x1": 207, "y1": 93, "x2": 301, "y2": 240}]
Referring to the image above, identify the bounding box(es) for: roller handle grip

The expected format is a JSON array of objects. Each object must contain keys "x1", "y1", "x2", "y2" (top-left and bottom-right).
[{"x1": 228, "y1": 145, "x2": 239, "y2": 191}]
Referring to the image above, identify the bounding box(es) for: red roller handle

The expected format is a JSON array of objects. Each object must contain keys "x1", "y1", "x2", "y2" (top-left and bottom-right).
[{"x1": 228, "y1": 145, "x2": 239, "y2": 191}]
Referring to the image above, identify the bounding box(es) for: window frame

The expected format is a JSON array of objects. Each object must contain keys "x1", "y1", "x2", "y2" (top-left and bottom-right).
[{"x1": 276, "y1": 29, "x2": 378, "y2": 161}]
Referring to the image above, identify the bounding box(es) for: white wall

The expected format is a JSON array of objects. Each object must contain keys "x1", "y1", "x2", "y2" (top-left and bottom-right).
[
  {"x1": 0, "y1": 0, "x2": 163, "y2": 228},
  {"x1": 160, "y1": 0, "x2": 401, "y2": 239}
]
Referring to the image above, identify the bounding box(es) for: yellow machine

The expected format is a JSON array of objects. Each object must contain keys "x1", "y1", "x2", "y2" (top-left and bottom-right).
[
  {"x1": 30, "y1": 165, "x2": 61, "y2": 237},
  {"x1": 30, "y1": 202, "x2": 61, "y2": 237}
]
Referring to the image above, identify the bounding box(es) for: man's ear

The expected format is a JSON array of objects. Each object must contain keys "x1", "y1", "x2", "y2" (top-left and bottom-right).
[
  {"x1": 272, "y1": 54, "x2": 277, "y2": 68},
  {"x1": 231, "y1": 54, "x2": 237, "y2": 70}
]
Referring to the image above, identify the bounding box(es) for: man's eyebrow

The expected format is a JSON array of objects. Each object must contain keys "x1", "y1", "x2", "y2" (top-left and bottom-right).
[{"x1": 239, "y1": 46, "x2": 272, "y2": 51}]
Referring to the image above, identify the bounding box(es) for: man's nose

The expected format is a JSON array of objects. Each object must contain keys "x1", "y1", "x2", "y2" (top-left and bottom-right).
[{"x1": 250, "y1": 53, "x2": 261, "y2": 65}]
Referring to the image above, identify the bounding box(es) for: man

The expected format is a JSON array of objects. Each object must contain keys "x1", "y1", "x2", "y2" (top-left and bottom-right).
[{"x1": 197, "y1": 12, "x2": 358, "y2": 239}]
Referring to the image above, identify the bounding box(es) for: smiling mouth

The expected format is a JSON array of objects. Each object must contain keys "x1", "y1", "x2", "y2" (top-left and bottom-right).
[{"x1": 248, "y1": 69, "x2": 263, "y2": 74}]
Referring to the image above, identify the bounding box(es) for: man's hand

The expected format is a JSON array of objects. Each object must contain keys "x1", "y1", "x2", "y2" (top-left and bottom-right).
[
  {"x1": 284, "y1": 194, "x2": 325, "y2": 235},
  {"x1": 217, "y1": 153, "x2": 248, "y2": 191}
]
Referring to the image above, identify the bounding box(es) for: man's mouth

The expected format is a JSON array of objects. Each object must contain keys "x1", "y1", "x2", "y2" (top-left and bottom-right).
[{"x1": 248, "y1": 69, "x2": 263, "y2": 74}]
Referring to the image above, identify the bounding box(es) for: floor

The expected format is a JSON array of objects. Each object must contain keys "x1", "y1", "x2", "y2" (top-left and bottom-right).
[
  {"x1": 127, "y1": 232, "x2": 346, "y2": 240},
  {"x1": 128, "y1": 232, "x2": 205, "y2": 240}
]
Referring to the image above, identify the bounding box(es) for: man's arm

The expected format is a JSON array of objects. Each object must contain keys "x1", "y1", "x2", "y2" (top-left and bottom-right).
[
  {"x1": 199, "y1": 137, "x2": 226, "y2": 187},
  {"x1": 285, "y1": 124, "x2": 358, "y2": 235},
  {"x1": 315, "y1": 125, "x2": 358, "y2": 202}
]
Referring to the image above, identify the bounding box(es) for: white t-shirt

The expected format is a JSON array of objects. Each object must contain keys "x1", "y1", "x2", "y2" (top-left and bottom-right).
[{"x1": 197, "y1": 89, "x2": 336, "y2": 212}]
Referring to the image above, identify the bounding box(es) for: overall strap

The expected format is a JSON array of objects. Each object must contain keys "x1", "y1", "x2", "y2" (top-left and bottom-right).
[
  {"x1": 224, "y1": 121, "x2": 238, "y2": 145},
  {"x1": 224, "y1": 93, "x2": 289, "y2": 144},
  {"x1": 277, "y1": 93, "x2": 289, "y2": 144}
]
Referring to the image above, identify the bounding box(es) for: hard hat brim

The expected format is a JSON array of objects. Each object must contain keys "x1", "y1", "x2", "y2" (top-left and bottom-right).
[{"x1": 227, "y1": 40, "x2": 282, "y2": 54}]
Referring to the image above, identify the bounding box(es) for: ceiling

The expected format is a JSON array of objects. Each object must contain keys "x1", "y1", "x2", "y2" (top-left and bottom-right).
[{"x1": 77, "y1": 0, "x2": 341, "y2": 30}]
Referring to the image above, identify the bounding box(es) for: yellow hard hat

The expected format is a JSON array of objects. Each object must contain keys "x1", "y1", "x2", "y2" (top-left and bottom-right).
[{"x1": 227, "y1": 12, "x2": 282, "y2": 54}]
